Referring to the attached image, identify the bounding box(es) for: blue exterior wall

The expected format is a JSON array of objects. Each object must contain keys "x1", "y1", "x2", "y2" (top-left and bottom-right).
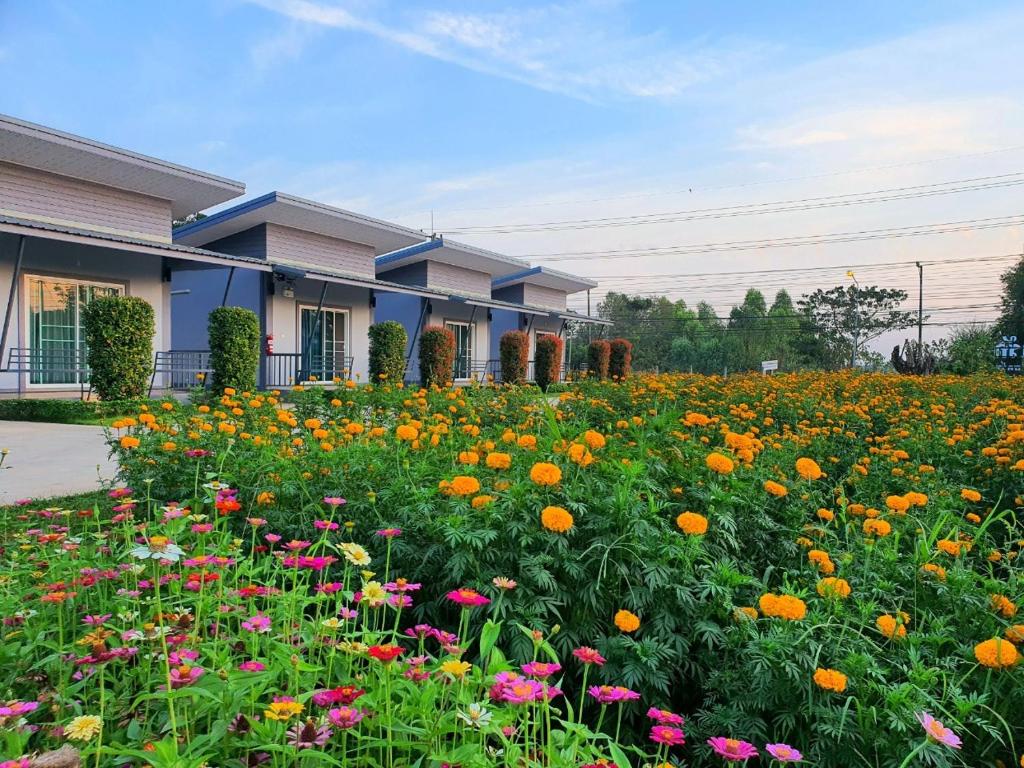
[
  {"x1": 492, "y1": 285, "x2": 526, "y2": 305},
  {"x1": 489, "y1": 308, "x2": 522, "y2": 360},
  {"x1": 373, "y1": 291, "x2": 425, "y2": 381},
  {"x1": 170, "y1": 266, "x2": 264, "y2": 349}
]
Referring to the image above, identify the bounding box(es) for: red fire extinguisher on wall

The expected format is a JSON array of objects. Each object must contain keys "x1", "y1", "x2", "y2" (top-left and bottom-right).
[{"x1": 264, "y1": 334, "x2": 274, "y2": 355}]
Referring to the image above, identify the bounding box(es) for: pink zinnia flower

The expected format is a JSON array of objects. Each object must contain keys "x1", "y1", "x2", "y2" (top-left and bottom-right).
[
  {"x1": 327, "y1": 707, "x2": 364, "y2": 729},
  {"x1": 314, "y1": 520, "x2": 339, "y2": 531},
  {"x1": 323, "y1": 497, "x2": 346, "y2": 507},
  {"x1": 647, "y1": 707, "x2": 684, "y2": 725},
  {"x1": 168, "y1": 664, "x2": 204, "y2": 688},
  {"x1": 246, "y1": 517, "x2": 266, "y2": 527},
  {"x1": 82, "y1": 614, "x2": 111, "y2": 626},
  {"x1": 916, "y1": 712, "x2": 961, "y2": 749},
  {"x1": 239, "y1": 661, "x2": 266, "y2": 672},
  {"x1": 376, "y1": 528, "x2": 402, "y2": 538},
  {"x1": 287, "y1": 719, "x2": 332, "y2": 748},
  {"x1": 587, "y1": 685, "x2": 640, "y2": 704},
  {"x1": 650, "y1": 725, "x2": 686, "y2": 746},
  {"x1": 264, "y1": 534, "x2": 282, "y2": 544},
  {"x1": 191, "y1": 523, "x2": 214, "y2": 534},
  {"x1": 242, "y1": 614, "x2": 272, "y2": 633},
  {"x1": 766, "y1": 743, "x2": 803, "y2": 763},
  {"x1": 521, "y1": 661, "x2": 561, "y2": 679},
  {"x1": 108, "y1": 488, "x2": 133, "y2": 499},
  {"x1": 284, "y1": 539, "x2": 311, "y2": 551},
  {"x1": 339, "y1": 606, "x2": 358, "y2": 620},
  {"x1": 572, "y1": 646, "x2": 606, "y2": 666},
  {"x1": 446, "y1": 588, "x2": 491, "y2": 607},
  {"x1": 707, "y1": 737, "x2": 759, "y2": 761}
]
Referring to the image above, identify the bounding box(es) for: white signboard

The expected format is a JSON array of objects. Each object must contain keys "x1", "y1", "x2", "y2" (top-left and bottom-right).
[{"x1": 761, "y1": 359, "x2": 779, "y2": 374}]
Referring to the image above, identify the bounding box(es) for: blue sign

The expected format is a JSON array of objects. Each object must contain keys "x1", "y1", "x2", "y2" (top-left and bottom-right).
[{"x1": 996, "y1": 335, "x2": 1022, "y2": 374}]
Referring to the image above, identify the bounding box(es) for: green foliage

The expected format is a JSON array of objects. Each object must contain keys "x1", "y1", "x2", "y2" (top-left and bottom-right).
[
  {"x1": 418, "y1": 325, "x2": 455, "y2": 387},
  {"x1": 368, "y1": 321, "x2": 408, "y2": 383},
  {"x1": 587, "y1": 339, "x2": 610, "y2": 379},
  {"x1": 0, "y1": 398, "x2": 140, "y2": 424},
  {"x1": 998, "y1": 255, "x2": 1024, "y2": 342},
  {"x1": 940, "y1": 325, "x2": 998, "y2": 375},
  {"x1": 208, "y1": 307, "x2": 260, "y2": 393},
  {"x1": 499, "y1": 330, "x2": 529, "y2": 384},
  {"x1": 609, "y1": 338, "x2": 632, "y2": 379},
  {"x1": 534, "y1": 333, "x2": 563, "y2": 390},
  {"x1": 80, "y1": 295, "x2": 154, "y2": 401}
]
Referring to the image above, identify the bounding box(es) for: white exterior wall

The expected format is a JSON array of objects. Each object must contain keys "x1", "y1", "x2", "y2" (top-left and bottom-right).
[
  {"x1": 265, "y1": 278, "x2": 372, "y2": 382},
  {"x1": 0, "y1": 234, "x2": 169, "y2": 395}
]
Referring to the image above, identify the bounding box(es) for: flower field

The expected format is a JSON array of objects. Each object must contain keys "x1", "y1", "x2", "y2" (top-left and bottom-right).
[{"x1": 2, "y1": 372, "x2": 1023, "y2": 767}]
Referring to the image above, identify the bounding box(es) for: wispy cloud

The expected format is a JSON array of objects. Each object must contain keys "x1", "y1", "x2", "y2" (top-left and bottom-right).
[{"x1": 244, "y1": 0, "x2": 765, "y2": 102}]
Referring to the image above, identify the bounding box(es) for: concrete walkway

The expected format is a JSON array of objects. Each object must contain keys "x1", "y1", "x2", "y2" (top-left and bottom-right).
[{"x1": 0, "y1": 421, "x2": 117, "y2": 504}]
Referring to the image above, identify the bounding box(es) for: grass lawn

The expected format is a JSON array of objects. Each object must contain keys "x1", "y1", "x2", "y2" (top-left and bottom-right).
[{"x1": 0, "y1": 489, "x2": 109, "y2": 513}]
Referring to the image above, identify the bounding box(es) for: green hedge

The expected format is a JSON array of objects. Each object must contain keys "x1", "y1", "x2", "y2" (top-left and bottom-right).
[
  {"x1": 587, "y1": 339, "x2": 610, "y2": 380},
  {"x1": 534, "y1": 333, "x2": 564, "y2": 391},
  {"x1": 0, "y1": 398, "x2": 141, "y2": 425},
  {"x1": 418, "y1": 325, "x2": 455, "y2": 388},
  {"x1": 81, "y1": 295, "x2": 154, "y2": 401},
  {"x1": 368, "y1": 321, "x2": 408, "y2": 384},
  {"x1": 209, "y1": 307, "x2": 260, "y2": 393},
  {"x1": 499, "y1": 330, "x2": 529, "y2": 385},
  {"x1": 609, "y1": 338, "x2": 633, "y2": 379}
]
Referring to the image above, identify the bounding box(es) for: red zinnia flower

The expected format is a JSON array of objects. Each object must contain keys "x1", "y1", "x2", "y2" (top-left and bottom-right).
[{"x1": 368, "y1": 644, "x2": 404, "y2": 663}]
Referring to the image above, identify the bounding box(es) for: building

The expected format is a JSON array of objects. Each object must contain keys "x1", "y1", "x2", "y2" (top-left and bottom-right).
[{"x1": 0, "y1": 114, "x2": 250, "y2": 396}]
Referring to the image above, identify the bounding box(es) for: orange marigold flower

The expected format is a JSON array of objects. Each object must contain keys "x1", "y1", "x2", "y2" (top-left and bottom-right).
[
  {"x1": 675, "y1": 511, "x2": 708, "y2": 536},
  {"x1": 705, "y1": 452, "x2": 734, "y2": 475},
  {"x1": 763, "y1": 480, "x2": 788, "y2": 498},
  {"x1": 974, "y1": 637, "x2": 1019, "y2": 669},
  {"x1": 816, "y1": 577, "x2": 851, "y2": 599},
  {"x1": 904, "y1": 491, "x2": 928, "y2": 507},
  {"x1": 758, "y1": 593, "x2": 807, "y2": 621},
  {"x1": 813, "y1": 668, "x2": 848, "y2": 693},
  {"x1": 459, "y1": 451, "x2": 480, "y2": 465},
  {"x1": 582, "y1": 430, "x2": 606, "y2": 450},
  {"x1": 614, "y1": 609, "x2": 640, "y2": 633},
  {"x1": 885, "y1": 495, "x2": 910, "y2": 513},
  {"x1": 485, "y1": 452, "x2": 511, "y2": 470},
  {"x1": 876, "y1": 614, "x2": 907, "y2": 640},
  {"x1": 816, "y1": 508, "x2": 835, "y2": 522},
  {"x1": 795, "y1": 457, "x2": 823, "y2": 481},
  {"x1": 395, "y1": 424, "x2": 418, "y2": 441},
  {"x1": 936, "y1": 539, "x2": 962, "y2": 556},
  {"x1": 441, "y1": 476, "x2": 480, "y2": 497},
  {"x1": 540, "y1": 506, "x2": 574, "y2": 533},
  {"x1": 733, "y1": 606, "x2": 758, "y2": 622},
  {"x1": 471, "y1": 495, "x2": 494, "y2": 509},
  {"x1": 120, "y1": 436, "x2": 140, "y2": 449},
  {"x1": 921, "y1": 563, "x2": 947, "y2": 580},
  {"x1": 529, "y1": 462, "x2": 562, "y2": 486},
  {"x1": 991, "y1": 594, "x2": 1017, "y2": 618},
  {"x1": 961, "y1": 488, "x2": 982, "y2": 503},
  {"x1": 863, "y1": 519, "x2": 892, "y2": 537},
  {"x1": 1005, "y1": 625, "x2": 1024, "y2": 643}
]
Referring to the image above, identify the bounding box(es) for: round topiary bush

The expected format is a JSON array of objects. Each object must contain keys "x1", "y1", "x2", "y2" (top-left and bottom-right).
[
  {"x1": 499, "y1": 330, "x2": 529, "y2": 385},
  {"x1": 81, "y1": 295, "x2": 154, "y2": 401},
  {"x1": 368, "y1": 321, "x2": 408, "y2": 384},
  {"x1": 208, "y1": 306, "x2": 260, "y2": 393},
  {"x1": 587, "y1": 339, "x2": 611, "y2": 380},
  {"x1": 418, "y1": 325, "x2": 455, "y2": 388},
  {"x1": 534, "y1": 333, "x2": 564, "y2": 391},
  {"x1": 609, "y1": 338, "x2": 633, "y2": 379}
]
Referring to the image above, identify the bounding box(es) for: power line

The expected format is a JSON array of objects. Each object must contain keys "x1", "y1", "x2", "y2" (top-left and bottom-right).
[
  {"x1": 442, "y1": 172, "x2": 1024, "y2": 234},
  {"x1": 522, "y1": 215, "x2": 1024, "y2": 262}
]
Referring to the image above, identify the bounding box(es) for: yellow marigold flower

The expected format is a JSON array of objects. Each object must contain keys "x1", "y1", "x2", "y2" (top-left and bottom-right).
[
  {"x1": 65, "y1": 714, "x2": 102, "y2": 741},
  {"x1": 795, "y1": 457, "x2": 823, "y2": 481},
  {"x1": 540, "y1": 506, "x2": 574, "y2": 533},
  {"x1": 863, "y1": 519, "x2": 892, "y2": 537},
  {"x1": 471, "y1": 495, "x2": 494, "y2": 509},
  {"x1": 395, "y1": 424, "x2": 419, "y2": 441},
  {"x1": 759, "y1": 593, "x2": 807, "y2": 621},
  {"x1": 614, "y1": 609, "x2": 641, "y2": 632},
  {"x1": 813, "y1": 668, "x2": 848, "y2": 693},
  {"x1": 876, "y1": 614, "x2": 907, "y2": 640},
  {"x1": 530, "y1": 462, "x2": 562, "y2": 486},
  {"x1": 816, "y1": 577, "x2": 851, "y2": 599},
  {"x1": 676, "y1": 511, "x2": 708, "y2": 536},
  {"x1": 961, "y1": 488, "x2": 982, "y2": 503},
  {"x1": 974, "y1": 637, "x2": 1019, "y2": 669},
  {"x1": 485, "y1": 452, "x2": 511, "y2": 470},
  {"x1": 764, "y1": 480, "x2": 788, "y2": 498},
  {"x1": 705, "y1": 452, "x2": 734, "y2": 474}
]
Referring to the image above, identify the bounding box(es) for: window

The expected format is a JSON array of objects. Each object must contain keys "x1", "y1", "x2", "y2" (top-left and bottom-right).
[
  {"x1": 444, "y1": 320, "x2": 474, "y2": 380},
  {"x1": 299, "y1": 307, "x2": 349, "y2": 381},
  {"x1": 26, "y1": 276, "x2": 122, "y2": 385}
]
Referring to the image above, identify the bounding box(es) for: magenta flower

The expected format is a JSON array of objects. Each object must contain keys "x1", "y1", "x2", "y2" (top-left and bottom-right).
[
  {"x1": 916, "y1": 712, "x2": 961, "y2": 749},
  {"x1": 647, "y1": 707, "x2": 685, "y2": 725},
  {"x1": 0, "y1": 701, "x2": 39, "y2": 720},
  {"x1": 242, "y1": 614, "x2": 272, "y2": 633},
  {"x1": 339, "y1": 606, "x2": 358, "y2": 620},
  {"x1": 327, "y1": 707, "x2": 364, "y2": 729},
  {"x1": 191, "y1": 523, "x2": 214, "y2": 534},
  {"x1": 707, "y1": 737, "x2": 759, "y2": 761},
  {"x1": 765, "y1": 743, "x2": 803, "y2": 763},
  {"x1": 82, "y1": 614, "x2": 112, "y2": 626},
  {"x1": 314, "y1": 520, "x2": 339, "y2": 531},
  {"x1": 168, "y1": 665, "x2": 204, "y2": 688},
  {"x1": 284, "y1": 540, "x2": 312, "y2": 552},
  {"x1": 108, "y1": 488, "x2": 133, "y2": 499},
  {"x1": 265, "y1": 534, "x2": 282, "y2": 544},
  {"x1": 650, "y1": 725, "x2": 686, "y2": 746},
  {"x1": 323, "y1": 497, "x2": 346, "y2": 507},
  {"x1": 239, "y1": 661, "x2": 266, "y2": 672},
  {"x1": 376, "y1": 527, "x2": 402, "y2": 538},
  {"x1": 572, "y1": 646, "x2": 606, "y2": 666},
  {"x1": 587, "y1": 685, "x2": 641, "y2": 704},
  {"x1": 385, "y1": 580, "x2": 422, "y2": 593},
  {"x1": 446, "y1": 588, "x2": 491, "y2": 607},
  {"x1": 521, "y1": 661, "x2": 561, "y2": 679}
]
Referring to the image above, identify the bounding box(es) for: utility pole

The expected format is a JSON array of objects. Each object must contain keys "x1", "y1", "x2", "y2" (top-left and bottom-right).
[
  {"x1": 586, "y1": 289, "x2": 592, "y2": 343},
  {"x1": 916, "y1": 261, "x2": 923, "y2": 348},
  {"x1": 847, "y1": 270, "x2": 860, "y2": 368}
]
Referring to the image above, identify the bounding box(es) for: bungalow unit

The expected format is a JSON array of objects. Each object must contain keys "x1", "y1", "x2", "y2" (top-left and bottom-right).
[
  {"x1": 489, "y1": 266, "x2": 609, "y2": 375},
  {"x1": 171, "y1": 191, "x2": 448, "y2": 386},
  {"x1": 0, "y1": 114, "x2": 253, "y2": 397}
]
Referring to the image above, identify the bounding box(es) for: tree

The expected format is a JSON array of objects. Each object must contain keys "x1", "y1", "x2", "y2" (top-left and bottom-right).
[
  {"x1": 798, "y1": 285, "x2": 916, "y2": 368},
  {"x1": 997, "y1": 256, "x2": 1024, "y2": 343},
  {"x1": 727, "y1": 289, "x2": 768, "y2": 371},
  {"x1": 939, "y1": 325, "x2": 997, "y2": 375}
]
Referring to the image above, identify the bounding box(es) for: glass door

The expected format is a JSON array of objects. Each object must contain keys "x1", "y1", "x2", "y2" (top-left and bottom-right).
[
  {"x1": 300, "y1": 307, "x2": 348, "y2": 381},
  {"x1": 27, "y1": 277, "x2": 121, "y2": 385},
  {"x1": 445, "y1": 321, "x2": 474, "y2": 380}
]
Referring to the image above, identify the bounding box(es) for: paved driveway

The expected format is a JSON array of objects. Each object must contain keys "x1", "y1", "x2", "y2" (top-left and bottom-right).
[{"x1": 0, "y1": 421, "x2": 117, "y2": 504}]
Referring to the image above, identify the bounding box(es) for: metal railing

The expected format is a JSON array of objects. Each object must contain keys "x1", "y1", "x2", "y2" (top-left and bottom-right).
[
  {"x1": 263, "y1": 353, "x2": 355, "y2": 389},
  {"x1": 1, "y1": 347, "x2": 92, "y2": 397},
  {"x1": 149, "y1": 350, "x2": 212, "y2": 395}
]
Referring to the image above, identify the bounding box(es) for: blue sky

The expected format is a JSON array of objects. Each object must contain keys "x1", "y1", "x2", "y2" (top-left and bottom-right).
[{"x1": 2, "y1": 1, "x2": 1023, "y2": 333}]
